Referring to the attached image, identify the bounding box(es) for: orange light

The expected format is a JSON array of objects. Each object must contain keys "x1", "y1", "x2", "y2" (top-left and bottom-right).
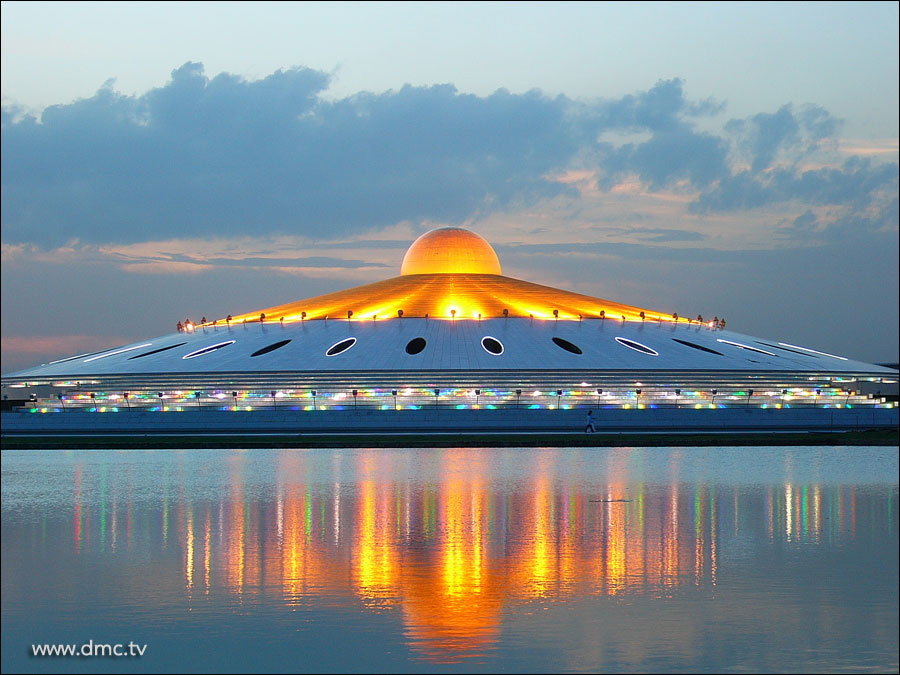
[
  {"x1": 219, "y1": 228, "x2": 678, "y2": 324},
  {"x1": 401, "y1": 227, "x2": 502, "y2": 275}
]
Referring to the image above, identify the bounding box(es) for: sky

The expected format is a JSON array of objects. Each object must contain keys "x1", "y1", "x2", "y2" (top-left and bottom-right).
[{"x1": 1, "y1": 1, "x2": 898, "y2": 373}]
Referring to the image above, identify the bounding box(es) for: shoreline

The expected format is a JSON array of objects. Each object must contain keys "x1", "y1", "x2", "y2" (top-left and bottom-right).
[{"x1": 2, "y1": 428, "x2": 896, "y2": 449}]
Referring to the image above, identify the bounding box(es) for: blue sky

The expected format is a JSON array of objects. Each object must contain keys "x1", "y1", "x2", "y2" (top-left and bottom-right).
[{"x1": 1, "y1": 1, "x2": 898, "y2": 371}]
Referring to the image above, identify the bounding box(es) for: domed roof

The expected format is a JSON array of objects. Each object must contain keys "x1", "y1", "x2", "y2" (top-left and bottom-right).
[{"x1": 401, "y1": 227, "x2": 502, "y2": 275}]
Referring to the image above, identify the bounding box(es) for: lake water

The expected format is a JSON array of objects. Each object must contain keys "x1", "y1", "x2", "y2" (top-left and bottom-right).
[{"x1": 2, "y1": 447, "x2": 897, "y2": 673}]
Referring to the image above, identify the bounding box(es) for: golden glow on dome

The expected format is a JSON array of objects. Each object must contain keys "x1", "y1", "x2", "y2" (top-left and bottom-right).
[
  {"x1": 217, "y1": 227, "x2": 681, "y2": 325},
  {"x1": 225, "y1": 273, "x2": 675, "y2": 324},
  {"x1": 401, "y1": 227, "x2": 502, "y2": 276}
]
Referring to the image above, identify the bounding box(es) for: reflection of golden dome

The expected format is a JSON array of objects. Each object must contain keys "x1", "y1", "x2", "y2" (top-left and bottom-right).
[{"x1": 401, "y1": 227, "x2": 502, "y2": 275}]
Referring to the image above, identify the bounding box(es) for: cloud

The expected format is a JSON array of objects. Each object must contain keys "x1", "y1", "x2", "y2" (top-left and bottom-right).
[
  {"x1": 691, "y1": 157, "x2": 898, "y2": 216},
  {"x1": 723, "y1": 104, "x2": 841, "y2": 173},
  {"x1": 0, "y1": 71, "x2": 797, "y2": 250},
  {"x1": 2, "y1": 63, "x2": 587, "y2": 247},
  {"x1": 6, "y1": 67, "x2": 890, "y2": 253},
  {"x1": 589, "y1": 78, "x2": 724, "y2": 133},
  {"x1": 779, "y1": 195, "x2": 899, "y2": 242}
]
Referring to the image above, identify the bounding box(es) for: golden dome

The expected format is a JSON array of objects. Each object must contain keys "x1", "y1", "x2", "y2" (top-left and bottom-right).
[{"x1": 401, "y1": 227, "x2": 502, "y2": 275}]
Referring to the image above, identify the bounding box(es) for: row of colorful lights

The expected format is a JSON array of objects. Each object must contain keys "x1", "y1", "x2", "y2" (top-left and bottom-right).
[
  {"x1": 182, "y1": 312, "x2": 730, "y2": 328},
  {"x1": 21, "y1": 386, "x2": 892, "y2": 412}
]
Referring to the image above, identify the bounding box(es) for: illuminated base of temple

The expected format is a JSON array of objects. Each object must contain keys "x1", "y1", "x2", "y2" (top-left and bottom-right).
[{"x1": 3, "y1": 405, "x2": 898, "y2": 436}]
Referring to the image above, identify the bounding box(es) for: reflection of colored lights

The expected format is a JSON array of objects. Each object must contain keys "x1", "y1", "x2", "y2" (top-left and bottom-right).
[{"x1": 54, "y1": 448, "x2": 888, "y2": 665}]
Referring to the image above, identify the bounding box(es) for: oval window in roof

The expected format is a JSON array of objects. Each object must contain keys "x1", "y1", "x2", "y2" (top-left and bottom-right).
[
  {"x1": 251, "y1": 339, "x2": 292, "y2": 357},
  {"x1": 481, "y1": 336, "x2": 504, "y2": 355},
  {"x1": 182, "y1": 340, "x2": 236, "y2": 360},
  {"x1": 614, "y1": 337, "x2": 659, "y2": 356},
  {"x1": 326, "y1": 337, "x2": 357, "y2": 357},
  {"x1": 405, "y1": 337, "x2": 427, "y2": 355},
  {"x1": 552, "y1": 337, "x2": 582, "y2": 354}
]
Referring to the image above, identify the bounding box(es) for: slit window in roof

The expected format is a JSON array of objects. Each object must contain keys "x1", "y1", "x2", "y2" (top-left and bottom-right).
[
  {"x1": 778, "y1": 342, "x2": 847, "y2": 360},
  {"x1": 717, "y1": 339, "x2": 776, "y2": 356},
  {"x1": 326, "y1": 338, "x2": 357, "y2": 357},
  {"x1": 182, "y1": 340, "x2": 236, "y2": 360},
  {"x1": 129, "y1": 342, "x2": 188, "y2": 360},
  {"x1": 552, "y1": 337, "x2": 583, "y2": 354},
  {"x1": 84, "y1": 343, "x2": 153, "y2": 362},
  {"x1": 755, "y1": 341, "x2": 816, "y2": 357},
  {"x1": 672, "y1": 338, "x2": 723, "y2": 356},
  {"x1": 251, "y1": 339, "x2": 292, "y2": 357},
  {"x1": 50, "y1": 348, "x2": 124, "y2": 365},
  {"x1": 615, "y1": 337, "x2": 659, "y2": 356}
]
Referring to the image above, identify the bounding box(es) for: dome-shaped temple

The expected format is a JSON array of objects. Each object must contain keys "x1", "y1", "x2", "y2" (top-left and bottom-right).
[{"x1": 2, "y1": 226, "x2": 895, "y2": 425}]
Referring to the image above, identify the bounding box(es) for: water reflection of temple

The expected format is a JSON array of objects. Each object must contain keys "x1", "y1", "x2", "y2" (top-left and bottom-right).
[{"x1": 61, "y1": 450, "x2": 885, "y2": 663}]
